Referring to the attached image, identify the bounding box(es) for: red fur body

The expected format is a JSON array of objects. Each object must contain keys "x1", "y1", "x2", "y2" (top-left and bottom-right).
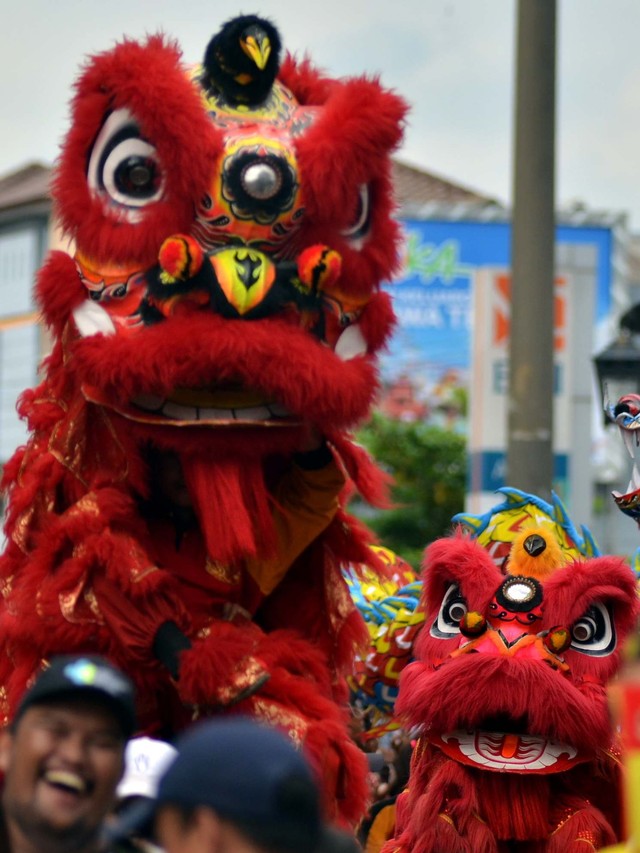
[
  {"x1": 385, "y1": 533, "x2": 639, "y2": 850},
  {"x1": 0, "y1": 26, "x2": 407, "y2": 825}
]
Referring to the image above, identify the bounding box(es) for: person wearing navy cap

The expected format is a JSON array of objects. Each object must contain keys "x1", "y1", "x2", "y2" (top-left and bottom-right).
[
  {"x1": 0, "y1": 654, "x2": 136, "y2": 853},
  {"x1": 148, "y1": 717, "x2": 360, "y2": 853}
]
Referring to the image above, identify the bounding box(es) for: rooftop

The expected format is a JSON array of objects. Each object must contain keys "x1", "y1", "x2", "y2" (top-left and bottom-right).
[{"x1": 0, "y1": 162, "x2": 52, "y2": 211}]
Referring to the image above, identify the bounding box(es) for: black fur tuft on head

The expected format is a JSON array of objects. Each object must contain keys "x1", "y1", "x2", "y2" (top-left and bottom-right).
[{"x1": 203, "y1": 14, "x2": 282, "y2": 106}]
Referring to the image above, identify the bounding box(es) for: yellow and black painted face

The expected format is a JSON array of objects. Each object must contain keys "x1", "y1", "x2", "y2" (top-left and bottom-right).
[{"x1": 210, "y1": 247, "x2": 276, "y2": 316}]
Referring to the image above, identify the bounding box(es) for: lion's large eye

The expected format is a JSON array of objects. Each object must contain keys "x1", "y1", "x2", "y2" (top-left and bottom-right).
[
  {"x1": 87, "y1": 109, "x2": 165, "y2": 216},
  {"x1": 430, "y1": 583, "x2": 468, "y2": 638},
  {"x1": 340, "y1": 184, "x2": 371, "y2": 246},
  {"x1": 570, "y1": 603, "x2": 616, "y2": 657}
]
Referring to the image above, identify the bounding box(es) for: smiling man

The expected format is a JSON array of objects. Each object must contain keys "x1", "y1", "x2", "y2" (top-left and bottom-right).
[{"x1": 0, "y1": 655, "x2": 136, "y2": 853}]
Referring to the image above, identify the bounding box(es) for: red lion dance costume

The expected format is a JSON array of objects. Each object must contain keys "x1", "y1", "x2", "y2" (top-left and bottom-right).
[
  {"x1": 0, "y1": 16, "x2": 407, "y2": 824},
  {"x1": 385, "y1": 526, "x2": 639, "y2": 851}
]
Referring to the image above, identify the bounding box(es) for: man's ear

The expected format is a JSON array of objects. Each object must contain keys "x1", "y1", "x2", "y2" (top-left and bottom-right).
[
  {"x1": 0, "y1": 726, "x2": 14, "y2": 774},
  {"x1": 193, "y1": 807, "x2": 224, "y2": 848}
]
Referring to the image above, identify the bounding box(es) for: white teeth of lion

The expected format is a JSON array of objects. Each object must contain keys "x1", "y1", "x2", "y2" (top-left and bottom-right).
[
  {"x1": 44, "y1": 770, "x2": 86, "y2": 793},
  {"x1": 622, "y1": 429, "x2": 637, "y2": 460},
  {"x1": 335, "y1": 324, "x2": 367, "y2": 360},
  {"x1": 237, "y1": 406, "x2": 271, "y2": 421},
  {"x1": 132, "y1": 393, "x2": 164, "y2": 412},
  {"x1": 162, "y1": 401, "x2": 198, "y2": 421},
  {"x1": 268, "y1": 403, "x2": 291, "y2": 417},
  {"x1": 72, "y1": 300, "x2": 116, "y2": 338}
]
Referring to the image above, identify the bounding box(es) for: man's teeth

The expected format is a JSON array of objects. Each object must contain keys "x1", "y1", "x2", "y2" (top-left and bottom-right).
[{"x1": 44, "y1": 770, "x2": 86, "y2": 794}]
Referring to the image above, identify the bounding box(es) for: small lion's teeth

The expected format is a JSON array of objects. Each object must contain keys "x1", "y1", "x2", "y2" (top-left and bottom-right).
[
  {"x1": 44, "y1": 770, "x2": 86, "y2": 793},
  {"x1": 268, "y1": 403, "x2": 291, "y2": 417},
  {"x1": 162, "y1": 401, "x2": 198, "y2": 421},
  {"x1": 235, "y1": 406, "x2": 271, "y2": 421},
  {"x1": 132, "y1": 393, "x2": 164, "y2": 412}
]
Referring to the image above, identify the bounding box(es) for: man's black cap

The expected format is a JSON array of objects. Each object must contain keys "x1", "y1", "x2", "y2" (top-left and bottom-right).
[{"x1": 15, "y1": 655, "x2": 136, "y2": 739}]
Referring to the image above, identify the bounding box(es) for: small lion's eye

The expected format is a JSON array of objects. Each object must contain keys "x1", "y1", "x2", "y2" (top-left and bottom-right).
[
  {"x1": 340, "y1": 184, "x2": 371, "y2": 244},
  {"x1": 570, "y1": 603, "x2": 615, "y2": 657},
  {"x1": 87, "y1": 108, "x2": 165, "y2": 216},
  {"x1": 431, "y1": 583, "x2": 468, "y2": 639}
]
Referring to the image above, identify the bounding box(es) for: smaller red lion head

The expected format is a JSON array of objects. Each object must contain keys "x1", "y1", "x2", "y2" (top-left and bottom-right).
[{"x1": 398, "y1": 529, "x2": 639, "y2": 773}]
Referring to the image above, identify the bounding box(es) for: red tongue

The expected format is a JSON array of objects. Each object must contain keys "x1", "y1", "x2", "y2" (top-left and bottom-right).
[
  {"x1": 180, "y1": 451, "x2": 276, "y2": 564},
  {"x1": 500, "y1": 733, "x2": 520, "y2": 759}
]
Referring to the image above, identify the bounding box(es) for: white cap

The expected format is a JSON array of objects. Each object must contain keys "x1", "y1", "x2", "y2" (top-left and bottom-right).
[{"x1": 117, "y1": 737, "x2": 178, "y2": 801}]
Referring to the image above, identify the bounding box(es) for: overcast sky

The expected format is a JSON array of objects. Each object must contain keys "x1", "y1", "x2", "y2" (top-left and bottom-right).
[{"x1": 2, "y1": 1, "x2": 640, "y2": 228}]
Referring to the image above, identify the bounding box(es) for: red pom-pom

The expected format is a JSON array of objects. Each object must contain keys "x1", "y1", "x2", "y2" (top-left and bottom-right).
[
  {"x1": 158, "y1": 234, "x2": 204, "y2": 282},
  {"x1": 297, "y1": 244, "x2": 342, "y2": 291}
]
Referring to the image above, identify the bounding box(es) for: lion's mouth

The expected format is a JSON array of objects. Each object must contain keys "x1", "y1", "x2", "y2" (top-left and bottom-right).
[
  {"x1": 131, "y1": 388, "x2": 293, "y2": 423},
  {"x1": 74, "y1": 299, "x2": 370, "y2": 427},
  {"x1": 434, "y1": 728, "x2": 582, "y2": 774},
  {"x1": 82, "y1": 384, "x2": 296, "y2": 426}
]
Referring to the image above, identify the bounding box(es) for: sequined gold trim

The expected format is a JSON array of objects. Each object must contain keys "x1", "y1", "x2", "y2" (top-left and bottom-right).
[
  {"x1": 252, "y1": 699, "x2": 307, "y2": 748},
  {"x1": 216, "y1": 656, "x2": 269, "y2": 706},
  {"x1": 66, "y1": 493, "x2": 101, "y2": 519},
  {"x1": 550, "y1": 806, "x2": 594, "y2": 837},
  {"x1": 11, "y1": 506, "x2": 35, "y2": 552},
  {"x1": 49, "y1": 396, "x2": 129, "y2": 487},
  {"x1": 130, "y1": 564, "x2": 159, "y2": 584},
  {"x1": 0, "y1": 687, "x2": 9, "y2": 726},
  {"x1": 59, "y1": 573, "x2": 105, "y2": 625},
  {"x1": 205, "y1": 558, "x2": 241, "y2": 585},
  {"x1": 0, "y1": 575, "x2": 14, "y2": 600}
]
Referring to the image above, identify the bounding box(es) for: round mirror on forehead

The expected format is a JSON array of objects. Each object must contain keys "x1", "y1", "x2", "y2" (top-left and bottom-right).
[{"x1": 497, "y1": 575, "x2": 542, "y2": 612}]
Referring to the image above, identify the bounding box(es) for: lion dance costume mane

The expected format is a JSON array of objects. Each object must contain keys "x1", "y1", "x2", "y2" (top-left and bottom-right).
[
  {"x1": 0, "y1": 15, "x2": 407, "y2": 824},
  {"x1": 383, "y1": 490, "x2": 639, "y2": 851}
]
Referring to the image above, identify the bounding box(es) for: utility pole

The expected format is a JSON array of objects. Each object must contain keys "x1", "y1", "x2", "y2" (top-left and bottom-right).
[{"x1": 506, "y1": 0, "x2": 557, "y2": 499}]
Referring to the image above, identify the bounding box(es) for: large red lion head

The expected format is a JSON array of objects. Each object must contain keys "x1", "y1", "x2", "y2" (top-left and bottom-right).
[{"x1": 39, "y1": 20, "x2": 406, "y2": 450}]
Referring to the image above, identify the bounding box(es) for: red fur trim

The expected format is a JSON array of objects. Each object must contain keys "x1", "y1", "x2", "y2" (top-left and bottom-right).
[
  {"x1": 544, "y1": 556, "x2": 638, "y2": 632},
  {"x1": 477, "y1": 773, "x2": 550, "y2": 840},
  {"x1": 414, "y1": 531, "x2": 504, "y2": 661},
  {"x1": 358, "y1": 290, "x2": 397, "y2": 353},
  {"x1": 177, "y1": 621, "x2": 264, "y2": 707},
  {"x1": 35, "y1": 251, "x2": 85, "y2": 334},
  {"x1": 291, "y1": 75, "x2": 407, "y2": 297},
  {"x1": 543, "y1": 556, "x2": 640, "y2": 682},
  {"x1": 54, "y1": 34, "x2": 222, "y2": 266},
  {"x1": 546, "y1": 800, "x2": 616, "y2": 850},
  {"x1": 238, "y1": 638, "x2": 369, "y2": 825},
  {"x1": 257, "y1": 520, "x2": 370, "y2": 676},
  {"x1": 329, "y1": 433, "x2": 392, "y2": 508},
  {"x1": 180, "y1": 450, "x2": 276, "y2": 563},
  {"x1": 387, "y1": 754, "x2": 498, "y2": 853},
  {"x1": 397, "y1": 654, "x2": 612, "y2": 753},
  {"x1": 295, "y1": 77, "x2": 406, "y2": 220},
  {"x1": 278, "y1": 54, "x2": 339, "y2": 105},
  {"x1": 72, "y1": 312, "x2": 379, "y2": 429}
]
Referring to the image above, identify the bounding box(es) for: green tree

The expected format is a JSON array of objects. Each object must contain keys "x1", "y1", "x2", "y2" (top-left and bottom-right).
[{"x1": 354, "y1": 413, "x2": 467, "y2": 569}]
